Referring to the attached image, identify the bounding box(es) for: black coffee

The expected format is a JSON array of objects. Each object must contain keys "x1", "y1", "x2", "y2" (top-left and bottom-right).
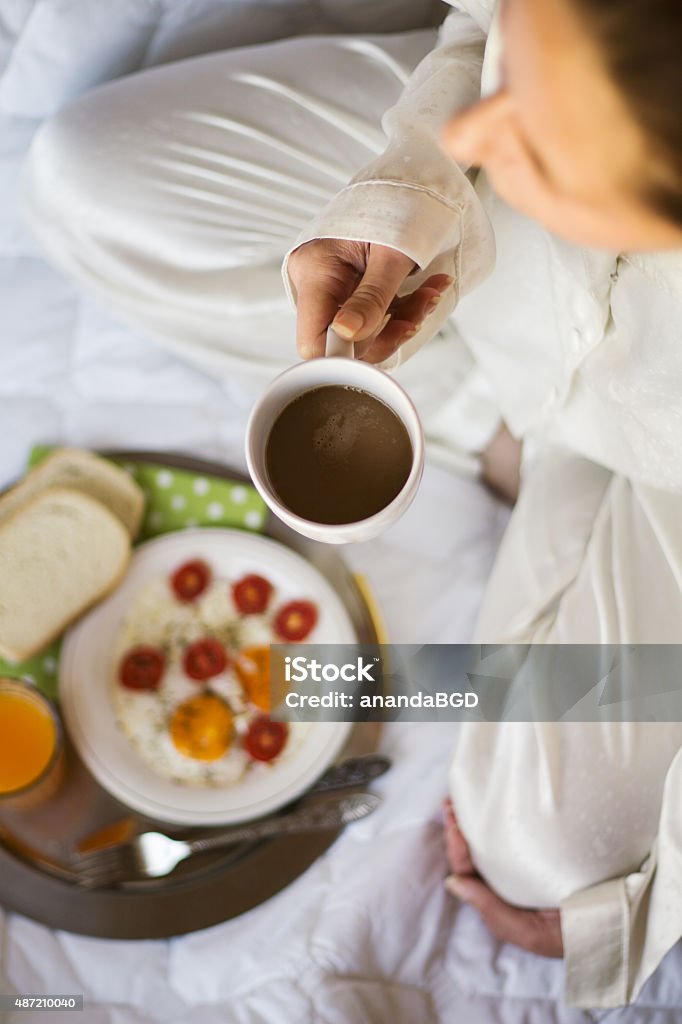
[{"x1": 265, "y1": 385, "x2": 412, "y2": 525}]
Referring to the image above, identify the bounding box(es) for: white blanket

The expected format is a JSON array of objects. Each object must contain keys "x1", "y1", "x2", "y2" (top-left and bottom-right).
[{"x1": 1, "y1": 3, "x2": 681, "y2": 1020}]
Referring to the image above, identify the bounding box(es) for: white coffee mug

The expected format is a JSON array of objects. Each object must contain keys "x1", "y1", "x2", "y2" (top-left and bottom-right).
[{"x1": 245, "y1": 329, "x2": 425, "y2": 544}]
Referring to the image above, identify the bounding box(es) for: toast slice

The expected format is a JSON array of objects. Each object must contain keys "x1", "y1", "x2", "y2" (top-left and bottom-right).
[
  {"x1": 0, "y1": 487, "x2": 131, "y2": 662},
  {"x1": 0, "y1": 449, "x2": 144, "y2": 538}
]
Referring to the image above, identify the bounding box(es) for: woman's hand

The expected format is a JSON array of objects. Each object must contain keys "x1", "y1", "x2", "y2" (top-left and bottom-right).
[
  {"x1": 443, "y1": 798, "x2": 564, "y2": 958},
  {"x1": 288, "y1": 238, "x2": 452, "y2": 364}
]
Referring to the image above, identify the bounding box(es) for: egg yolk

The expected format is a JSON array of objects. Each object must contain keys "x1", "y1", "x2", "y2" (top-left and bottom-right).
[{"x1": 169, "y1": 692, "x2": 234, "y2": 761}]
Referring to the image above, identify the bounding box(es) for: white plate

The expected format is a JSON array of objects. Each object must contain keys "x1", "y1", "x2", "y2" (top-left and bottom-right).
[{"x1": 59, "y1": 529, "x2": 355, "y2": 825}]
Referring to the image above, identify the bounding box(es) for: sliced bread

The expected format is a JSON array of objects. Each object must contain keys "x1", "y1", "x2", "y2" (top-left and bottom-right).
[
  {"x1": 0, "y1": 449, "x2": 144, "y2": 538},
  {"x1": 0, "y1": 487, "x2": 131, "y2": 662}
]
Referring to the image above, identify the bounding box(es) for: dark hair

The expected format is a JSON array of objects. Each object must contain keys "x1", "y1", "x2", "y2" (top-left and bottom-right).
[{"x1": 572, "y1": 0, "x2": 682, "y2": 226}]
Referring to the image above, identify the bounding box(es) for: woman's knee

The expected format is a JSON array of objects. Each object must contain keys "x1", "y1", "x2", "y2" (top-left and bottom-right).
[{"x1": 22, "y1": 93, "x2": 124, "y2": 259}]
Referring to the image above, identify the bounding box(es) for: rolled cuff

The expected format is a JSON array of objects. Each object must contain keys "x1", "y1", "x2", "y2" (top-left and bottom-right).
[
  {"x1": 281, "y1": 180, "x2": 463, "y2": 307},
  {"x1": 561, "y1": 877, "x2": 630, "y2": 1008}
]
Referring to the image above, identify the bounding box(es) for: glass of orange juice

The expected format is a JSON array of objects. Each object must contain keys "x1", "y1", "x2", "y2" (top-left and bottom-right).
[{"x1": 0, "y1": 677, "x2": 64, "y2": 810}]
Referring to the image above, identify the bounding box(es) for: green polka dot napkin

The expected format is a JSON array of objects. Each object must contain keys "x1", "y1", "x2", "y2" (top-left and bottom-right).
[
  {"x1": 122, "y1": 461, "x2": 267, "y2": 540},
  {"x1": 0, "y1": 448, "x2": 268, "y2": 700}
]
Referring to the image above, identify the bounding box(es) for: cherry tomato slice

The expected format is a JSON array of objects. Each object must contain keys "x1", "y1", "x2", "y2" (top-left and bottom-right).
[
  {"x1": 232, "y1": 574, "x2": 273, "y2": 615},
  {"x1": 244, "y1": 716, "x2": 288, "y2": 762},
  {"x1": 119, "y1": 645, "x2": 165, "y2": 691},
  {"x1": 234, "y1": 645, "x2": 271, "y2": 711},
  {"x1": 273, "y1": 600, "x2": 318, "y2": 642},
  {"x1": 183, "y1": 638, "x2": 228, "y2": 681},
  {"x1": 170, "y1": 559, "x2": 211, "y2": 602}
]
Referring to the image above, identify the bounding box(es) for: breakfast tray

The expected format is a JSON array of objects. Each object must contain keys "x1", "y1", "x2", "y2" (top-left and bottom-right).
[{"x1": 0, "y1": 452, "x2": 382, "y2": 939}]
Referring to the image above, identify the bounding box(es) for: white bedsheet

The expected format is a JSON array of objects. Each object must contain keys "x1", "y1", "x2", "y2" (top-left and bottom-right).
[{"x1": 1, "y1": 4, "x2": 682, "y2": 1021}]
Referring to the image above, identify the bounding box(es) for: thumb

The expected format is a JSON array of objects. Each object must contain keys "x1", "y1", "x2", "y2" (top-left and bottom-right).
[
  {"x1": 332, "y1": 244, "x2": 414, "y2": 342},
  {"x1": 445, "y1": 875, "x2": 517, "y2": 932},
  {"x1": 445, "y1": 874, "x2": 492, "y2": 907},
  {"x1": 445, "y1": 875, "x2": 538, "y2": 949}
]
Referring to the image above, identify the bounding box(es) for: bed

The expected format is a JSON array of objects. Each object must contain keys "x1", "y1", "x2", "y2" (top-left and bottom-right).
[{"x1": 1, "y1": 3, "x2": 681, "y2": 1021}]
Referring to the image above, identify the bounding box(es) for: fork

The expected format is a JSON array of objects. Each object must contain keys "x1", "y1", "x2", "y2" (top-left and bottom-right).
[
  {"x1": 73, "y1": 792, "x2": 380, "y2": 888},
  {"x1": 75, "y1": 754, "x2": 391, "y2": 856}
]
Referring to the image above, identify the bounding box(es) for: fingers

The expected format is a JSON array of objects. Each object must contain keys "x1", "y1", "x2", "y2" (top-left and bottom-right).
[
  {"x1": 331, "y1": 244, "x2": 415, "y2": 343},
  {"x1": 359, "y1": 274, "x2": 453, "y2": 363},
  {"x1": 442, "y1": 798, "x2": 476, "y2": 875},
  {"x1": 290, "y1": 239, "x2": 365, "y2": 359},
  {"x1": 445, "y1": 875, "x2": 564, "y2": 958},
  {"x1": 446, "y1": 875, "x2": 521, "y2": 941},
  {"x1": 442, "y1": 799, "x2": 563, "y2": 959},
  {"x1": 290, "y1": 238, "x2": 452, "y2": 362},
  {"x1": 360, "y1": 320, "x2": 416, "y2": 365},
  {"x1": 295, "y1": 273, "x2": 355, "y2": 360},
  {"x1": 387, "y1": 277, "x2": 450, "y2": 329}
]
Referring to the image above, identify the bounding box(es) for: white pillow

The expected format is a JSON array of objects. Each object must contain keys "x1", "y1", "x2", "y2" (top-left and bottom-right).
[
  {"x1": 144, "y1": 0, "x2": 444, "y2": 68},
  {"x1": 0, "y1": 0, "x2": 34, "y2": 80},
  {"x1": 0, "y1": 0, "x2": 444, "y2": 119},
  {"x1": 0, "y1": 0, "x2": 161, "y2": 117}
]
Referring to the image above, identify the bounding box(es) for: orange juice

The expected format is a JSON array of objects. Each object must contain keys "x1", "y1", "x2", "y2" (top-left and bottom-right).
[{"x1": 0, "y1": 681, "x2": 58, "y2": 795}]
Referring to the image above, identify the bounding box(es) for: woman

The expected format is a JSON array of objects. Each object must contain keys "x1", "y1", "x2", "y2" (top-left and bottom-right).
[{"x1": 21, "y1": 0, "x2": 682, "y2": 1008}]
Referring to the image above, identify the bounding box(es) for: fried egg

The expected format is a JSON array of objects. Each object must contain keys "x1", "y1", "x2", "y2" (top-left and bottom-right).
[{"x1": 110, "y1": 573, "x2": 309, "y2": 787}]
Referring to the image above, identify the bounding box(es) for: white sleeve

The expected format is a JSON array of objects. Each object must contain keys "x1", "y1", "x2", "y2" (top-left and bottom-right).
[
  {"x1": 561, "y1": 745, "x2": 682, "y2": 1008},
  {"x1": 282, "y1": 8, "x2": 496, "y2": 364}
]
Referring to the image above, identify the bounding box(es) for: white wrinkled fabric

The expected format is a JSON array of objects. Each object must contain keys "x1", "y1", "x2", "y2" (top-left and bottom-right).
[{"x1": 7, "y1": 0, "x2": 682, "y2": 1014}]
